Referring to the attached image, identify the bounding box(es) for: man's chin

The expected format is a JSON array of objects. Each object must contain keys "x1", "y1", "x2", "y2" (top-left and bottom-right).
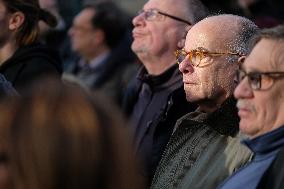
[
  {"x1": 131, "y1": 45, "x2": 147, "y2": 54},
  {"x1": 185, "y1": 93, "x2": 199, "y2": 103},
  {"x1": 239, "y1": 120, "x2": 255, "y2": 137}
]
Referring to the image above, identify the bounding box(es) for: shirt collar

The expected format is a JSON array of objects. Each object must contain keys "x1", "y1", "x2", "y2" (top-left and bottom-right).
[
  {"x1": 79, "y1": 51, "x2": 110, "y2": 70},
  {"x1": 136, "y1": 64, "x2": 181, "y2": 89},
  {"x1": 243, "y1": 125, "x2": 284, "y2": 154},
  {"x1": 176, "y1": 97, "x2": 239, "y2": 136}
]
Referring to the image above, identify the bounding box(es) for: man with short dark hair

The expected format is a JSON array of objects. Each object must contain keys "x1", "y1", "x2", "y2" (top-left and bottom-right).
[
  {"x1": 66, "y1": 1, "x2": 137, "y2": 105},
  {"x1": 151, "y1": 14, "x2": 259, "y2": 189},
  {"x1": 218, "y1": 24, "x2": 284, "y2": 189},
  {"x1": 123, "y1": 0, "x2": 209, "y2": 184}
]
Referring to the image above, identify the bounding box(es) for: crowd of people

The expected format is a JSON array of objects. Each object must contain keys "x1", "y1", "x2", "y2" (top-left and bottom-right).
[{"x1": 0, "y1": 0, "x2": 283, "y2": 189}]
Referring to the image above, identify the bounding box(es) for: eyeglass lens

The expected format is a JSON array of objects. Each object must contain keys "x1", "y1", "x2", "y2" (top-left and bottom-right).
[
  {"x1": 237, "y1": 70, "x2": 276, "y2": 90},
  {"x1": 176, "y1": 50, "x2": 203, "y2": 67}
]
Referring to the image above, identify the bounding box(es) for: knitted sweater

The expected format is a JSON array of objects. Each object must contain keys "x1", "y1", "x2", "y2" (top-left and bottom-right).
[{"x1": 151, "y1": 97, "x2": 252, "y2": 189}]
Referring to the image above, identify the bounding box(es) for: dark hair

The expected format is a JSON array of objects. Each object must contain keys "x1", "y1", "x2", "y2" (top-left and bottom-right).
[
  {"x1": 250, "y1": 24, "x2": 284, "y2": 49},
  {"x1": 3, "y1": 0, "x2": 58, "y2": 46},
  {"x1": 0, "y1": 78, "x2": 144, "y2": 189},
  {"x1": 83, "y1": 1, "x2": 128, "y2": 49}
]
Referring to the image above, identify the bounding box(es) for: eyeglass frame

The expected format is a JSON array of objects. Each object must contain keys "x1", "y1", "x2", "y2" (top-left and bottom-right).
[
  {"x1": 138, "y1": 9, "x2": 192, "y2": 25},
  {"x1": 175, "y1": 47, "x2": 245, "y2": 67},
  {"x1": 236, "y1": 69, "x2": 284, "y2": 91}
]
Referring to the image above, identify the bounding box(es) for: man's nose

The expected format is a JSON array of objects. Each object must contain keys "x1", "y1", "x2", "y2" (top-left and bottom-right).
[
  {"x1": 234, "y1": 77, "x2": 254, "y2": 100},
  {"x1": 178, "y1": 58, "x2": 194, "y2": 74},
  {"x1": 132, "y1": 12, "x2": 146, "y2": 27}
]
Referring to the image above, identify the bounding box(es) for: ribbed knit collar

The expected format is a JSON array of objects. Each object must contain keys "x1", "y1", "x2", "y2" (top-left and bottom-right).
[
  {"x1": 243, "y1": 126, "x2": 284, "y2": 155},
  {"x1": 136, "y1": 64, "x2": 181, "y2": 90}
]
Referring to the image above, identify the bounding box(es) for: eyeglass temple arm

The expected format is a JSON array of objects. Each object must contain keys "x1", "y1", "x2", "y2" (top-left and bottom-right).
[{"x1": 158, "y1": 11, "x2": 192, "y2": 25}]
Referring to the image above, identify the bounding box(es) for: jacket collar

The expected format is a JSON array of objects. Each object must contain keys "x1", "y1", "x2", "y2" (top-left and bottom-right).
[
  {"x1": 176, "y1": 97, "x2": 239, "y2": 136},
  {"x1": 136, "y1": 64, "x2": 182, "y2": 90},
  {"x1": 243, "y1": 125, "x2": 284, "y2": 155}
]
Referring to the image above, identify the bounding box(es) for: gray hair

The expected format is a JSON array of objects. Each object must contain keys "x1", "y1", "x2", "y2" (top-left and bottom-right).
[
  {"x1": 227, "y1": 15, "x2": 259, "y2": 63},
  {"x1": 185, "y1": 0, "x2": 210, "y2": 24},
  {"x1": 230, "y1": 16, "x2": 259, "y2": 55},
  {"x1": 250, "y1": 24, "x2": 284, "y2": 48}
]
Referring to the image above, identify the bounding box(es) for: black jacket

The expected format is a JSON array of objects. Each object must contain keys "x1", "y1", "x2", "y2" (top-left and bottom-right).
[
  {"x1": 123, "y1": 65, "x2": 197, "y2": 184},
  {"x1": 0, "y1": 43, "x2": 62, "y2": 93}
]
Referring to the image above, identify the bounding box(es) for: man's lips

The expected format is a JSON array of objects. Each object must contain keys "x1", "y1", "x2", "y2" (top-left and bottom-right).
[
  {"x1": 132, "y1": 31, "x2": 145, "y2": 38},
  {"x1": 236, "y1": 101, "x2": 252, "y2": 118},
  {"x1": 183, "y1": 80, "x2": 196, "y2": 85},
  {"x1": 238, "y1": 108, "x2": 251, "y2": 118}
]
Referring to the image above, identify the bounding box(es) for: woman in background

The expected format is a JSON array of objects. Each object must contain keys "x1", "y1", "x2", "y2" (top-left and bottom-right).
[{"x1": 0, "y1": 79, "x2": 144, "y2": 189}]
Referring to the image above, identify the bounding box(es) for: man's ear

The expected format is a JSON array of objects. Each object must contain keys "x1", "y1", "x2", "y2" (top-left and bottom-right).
[
  {"x1": 233, "y1": 56, "x2": 246, "y2": 84},
  {"x1": 8, "y1": 12, "x2": 25, "y2": 31},
  {"x1": 177, "y1": 25, "x2": 192, "y2": 49},
  {"x1": 237, "y1": 56, "x2": 246, "y2": 66},
  {"x1": 93, "y1": 29, "x2": 105, "y2": 45}
]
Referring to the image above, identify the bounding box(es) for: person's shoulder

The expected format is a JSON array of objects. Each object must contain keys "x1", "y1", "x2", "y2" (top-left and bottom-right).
[
  {"x1": 0, "y1": 74, "x2": 18, "y2": 97},
  {"x1": 257, "y1": 146, "x2": 284, "y2": 189}
]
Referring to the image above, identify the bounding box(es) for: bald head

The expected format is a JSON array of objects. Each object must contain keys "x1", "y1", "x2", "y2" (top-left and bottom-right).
[{"x1": 187, "y1": 14, "x2": 259, "y2": 56}]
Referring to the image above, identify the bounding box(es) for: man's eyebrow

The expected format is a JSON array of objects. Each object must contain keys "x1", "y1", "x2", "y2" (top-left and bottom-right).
[{"x1": 240, "y1": 65, "x2": 262, "y2": 73}]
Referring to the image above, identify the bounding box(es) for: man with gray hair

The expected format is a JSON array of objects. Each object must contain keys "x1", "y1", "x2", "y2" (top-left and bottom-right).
[
  {"x1": 218, "y1": 25, "x2": 284, "y2": 189},
  {"x1": 123, "y1": 0, "x2": 208, "y2": 185},
  {"x1": 151, "y1": 14, "x2": 259, "y2": 189}
]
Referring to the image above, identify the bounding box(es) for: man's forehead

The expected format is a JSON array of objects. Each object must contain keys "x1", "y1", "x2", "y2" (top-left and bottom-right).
[
  {"x1": 77, "y1": 9, "x2": 95, "y2": 22},
  {"x1": 184, "y1": 15, "x2": 240, "y2": 49},
  {"x1": 185, "y1": 27, "x2": 224, "y2": 51},
  {"x1": 250, "y1": 39, "x2": 284, "y2": 69},
  {"x1": 145, "y1": 0, "x2": 184, "y2": 11},
  {"x1": 185, "y1": 32, "x2": 209, "y2": 50}
]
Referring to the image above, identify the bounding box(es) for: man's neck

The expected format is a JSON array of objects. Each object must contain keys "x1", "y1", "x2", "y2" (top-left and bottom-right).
[
  {"x1": 198, "y1": 93, "x2": 231, "y2": 113},
  {"x1": 139, "y1": 53, "x2": 176, "y2": 75},
  {"x1": 0, "y1": 42, "x2": 18, "y2": 65},
  {"x1": 84, "y1": 45, "x2": 110, "y2": 63}
]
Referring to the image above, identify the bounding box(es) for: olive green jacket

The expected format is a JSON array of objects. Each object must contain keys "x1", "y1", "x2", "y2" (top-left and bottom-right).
[{"x1": 151, "y1": 98, "x2": 252, "y2": 189}]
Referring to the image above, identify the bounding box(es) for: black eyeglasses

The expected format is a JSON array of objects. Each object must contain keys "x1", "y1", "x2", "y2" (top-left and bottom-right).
[
  {"x1": 138, "y1": 9, "x2": 191, "y2": 25},
  {"x1": 175, "y1": 47, "x2": 244, "y2": 67},
  {"x1": 236, "y1": 69, "x2": 284, "y2": 90}
]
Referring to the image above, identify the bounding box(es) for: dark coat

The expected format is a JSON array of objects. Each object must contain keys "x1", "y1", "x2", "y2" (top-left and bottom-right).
[
  {"x1": 123, "y1": 65, "x2": 197, "y2": 184},
  {"x1": 0, "y1": 43, "x2": 62, "y2": 93},
  {"x1": 257, "y1": 139, "x2": 284, "y2": 189}
]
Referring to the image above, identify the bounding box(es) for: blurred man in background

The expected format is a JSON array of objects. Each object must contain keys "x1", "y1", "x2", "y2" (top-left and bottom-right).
[{"x1": 65, "y1": 1, "x2": 138, "y2": 105}]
